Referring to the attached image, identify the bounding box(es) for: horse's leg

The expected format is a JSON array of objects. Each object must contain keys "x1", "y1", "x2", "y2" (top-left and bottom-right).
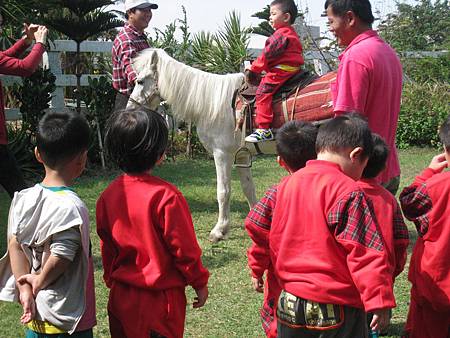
[
  {"x1": 236, "y1": 166, "x2": 257, "y2": 209},
  {"x1": 209, "y1": 149, "x2": 233, "y2": 242}
]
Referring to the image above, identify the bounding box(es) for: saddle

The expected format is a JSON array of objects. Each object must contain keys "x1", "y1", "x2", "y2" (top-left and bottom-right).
[{"x1": 236, "y1": 70, "x2": 336, "y2": 133}]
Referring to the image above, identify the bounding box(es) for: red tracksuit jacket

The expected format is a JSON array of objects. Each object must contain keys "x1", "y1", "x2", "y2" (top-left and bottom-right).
[
  {"x1": 270, "y1": 160, "x2": 396, "y2": 312},
  {"x1": 96, "y1": 173, "x2": 209, "y2": 291},
  {"x1": 400, "y1": 168, "x2": 450, "y2": 311},
  {"x1": 358, "y1": 178, "x2": 409, "y2": 279}
]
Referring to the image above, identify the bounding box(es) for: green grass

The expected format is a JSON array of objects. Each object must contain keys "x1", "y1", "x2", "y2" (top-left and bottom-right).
[{"x1": 0, "y1": 147, "x2": 438, "y2": 337}]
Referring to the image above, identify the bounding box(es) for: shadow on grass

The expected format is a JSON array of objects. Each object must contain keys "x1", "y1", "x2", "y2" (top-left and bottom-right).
[{"x1": 384, "y1": 322, "x2": 406, "y2": 337}]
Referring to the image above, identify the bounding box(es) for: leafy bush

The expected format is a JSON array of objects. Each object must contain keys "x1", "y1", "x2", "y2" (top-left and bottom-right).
[
  {"x1": 11, "y1": 68, "x2": 56, "y2": 136},
  {"x1": 402, "y1": 55, "x2": 450, "y2": 83},
  {"x1": 396, "y1": 82, "x2": 450, "y2": 148}
]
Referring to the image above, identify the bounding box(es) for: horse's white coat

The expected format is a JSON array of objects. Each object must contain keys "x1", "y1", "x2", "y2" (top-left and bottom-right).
[{"x1": 128, "y1": 48, "x2": 257, "y2": 241}]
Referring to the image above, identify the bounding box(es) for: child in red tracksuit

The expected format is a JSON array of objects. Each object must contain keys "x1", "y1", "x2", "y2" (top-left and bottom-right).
[
  {"x1": 245, "y1": 0, "x2": 304, "y2": 143},
  {"x1": 96, "y1": 109, "x2": 209, "y2": 338},
  {"x1": 271, "y1": 114, "x2": 396, "y2": 337},
  {"x1": 399, "y1": 116, "x2": 450, "y2": 338},
  {"x1": 358, "y1": 133, "x2": 409, "y2": 335},
  {"x1": 245, "y1": 121, "x2": 318, "y2": 337}
]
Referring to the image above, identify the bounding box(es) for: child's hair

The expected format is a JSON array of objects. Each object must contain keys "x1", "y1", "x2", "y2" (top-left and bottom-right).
[
  {"x1": 276, "y1": 120, "x2": 318, "y2": 171},
  {"x1": 439, "y1": 115, "x2": 450, "y2": 151},
  {"x1": 105, "y1": 108, "x2": 168, "y2": 173},
  {"x1": 316, "y1": 113, "x2": 373, "y2": 159},
  {"x1": 270, "y1": 0, "x2": 298, "y2": 24},
  {"x1": 362, "y1": 133, "x2": 388, "y2": 179},
  {"x1": 324, "y1": 0, "x2": 375, "y2": 26},
  {"x1": 36, "y1": 111, "x2": 91, "y2": 168}
]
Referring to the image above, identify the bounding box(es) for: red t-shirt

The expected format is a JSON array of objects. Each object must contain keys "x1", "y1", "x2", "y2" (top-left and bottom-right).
[
  {"x1": 271, "y1": 160, "x2": 396, "y2": 312},
  {"x1": 96, "y1": 173, "x2": 209, "y2": 291},
  {"x1": 332, "y1": 30, "x2": 402, "y2": 184}
]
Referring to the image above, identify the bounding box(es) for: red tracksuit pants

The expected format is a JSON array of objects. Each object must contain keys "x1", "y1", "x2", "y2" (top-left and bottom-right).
[
  {"x1": 255, "y1": 69, "x2": 296, "y2": 129},
  {"x1": 404, "y1": 288, "x2": 450, "y2": 338},
  {"x1": 108, "y1": 282, "x2": 187, "y2": 338}
]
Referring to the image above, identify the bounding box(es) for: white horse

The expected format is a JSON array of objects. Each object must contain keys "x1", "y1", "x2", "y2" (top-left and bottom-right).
[{"x1": 127, "y1": 48, "x2": 257, "y2": 242}]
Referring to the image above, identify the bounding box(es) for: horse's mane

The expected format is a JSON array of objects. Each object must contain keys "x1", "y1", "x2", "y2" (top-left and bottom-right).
[{"x1": 133, "y1": 48, "x2": 244, "y2": 126}]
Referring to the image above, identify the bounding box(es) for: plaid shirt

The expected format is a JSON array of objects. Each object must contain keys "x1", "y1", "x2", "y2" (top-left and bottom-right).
[
  {"x1": 327, "y1": 190, "x2": 385, "y2": 251},
  {"x1": 112, "y1": 23, "x2": 150, "y2": 95},
  {"x1": 245, "y1": 185, "x2": 279, "y2": 337},
  {"x1": 400, "y1": 169, "x2": 435, "y2": 237}
]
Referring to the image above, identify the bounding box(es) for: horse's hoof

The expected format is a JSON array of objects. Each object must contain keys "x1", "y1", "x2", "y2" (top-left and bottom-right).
[{"x1": 209, "y1": 230, "x2": 224, "y2": 243}]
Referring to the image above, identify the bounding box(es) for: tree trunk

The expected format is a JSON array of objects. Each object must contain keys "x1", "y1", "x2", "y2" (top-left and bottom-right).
[{"x1": 76, "y1": 42, "x2": 81, "y2": 112}]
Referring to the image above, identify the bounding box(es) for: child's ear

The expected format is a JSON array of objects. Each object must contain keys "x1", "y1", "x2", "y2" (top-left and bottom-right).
[
  {"x1": 284, "y1": 13, "x2": 291, "y2": 23},
  {"x1": 346, "y1": 10, "x2": 357, "y2": 27},
  {"x1": 277, "y1": 156, "x2": 293, "y2": 174},
  {"x1": 156, "y1": 153, "x2": 166, "y2": 165},
  {"x1": 34, "y1": 147, "x2": 44, "y2": 164},
  {"x1": 349, "y1": 147, "x2": 364, "y2": 163}
]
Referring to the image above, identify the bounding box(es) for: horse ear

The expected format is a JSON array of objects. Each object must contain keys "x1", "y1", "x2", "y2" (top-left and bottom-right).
[{"x1": 150, "y1": 50, "x2": 158, "y2": 71}]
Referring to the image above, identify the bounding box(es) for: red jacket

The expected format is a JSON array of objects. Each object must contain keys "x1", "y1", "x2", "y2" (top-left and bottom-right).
[
  {"x1": 400, "y1": 168, "x2": 450, "y2": 311},
  {"x1": 250, "y1": 26, "x2": 304, "y2": 74},
  {"x1": 270, "y1": 160, "x2": 396, "y2": 312},
  {"x1": 96, "y1": 174, "x2": 209, "y2": 291},
  {"x1": 0, "y1": 39, "x2": 45, "y2": 144},
  {"x1": 358, "y1": 178, "x2": 409, "y2": 279}
]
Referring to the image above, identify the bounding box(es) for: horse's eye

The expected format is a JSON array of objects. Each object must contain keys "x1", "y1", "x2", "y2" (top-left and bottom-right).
[{"x1": 137, "y1": 80, "x2": 144, "y2": 85}]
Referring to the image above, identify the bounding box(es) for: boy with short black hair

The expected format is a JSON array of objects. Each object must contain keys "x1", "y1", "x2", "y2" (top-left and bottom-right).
[
  {"x1": 0, "y1": 111, "x2": 96, "y2": 337},
  {"x1": 399, "y1": 116, "x2": 450, "y2": 338},
  {"x1": 245, "y1": 121, "x2": 318, "y2": 337},
  {"x1": 245, "y1": 0, "x2": 304, "y2": 142},
  {"x1": 270, "y1": 114, "x2": 395, "y2": 337},
  {"x1": 97, "y1": 108, "x2": 209, "y2": 338},
  {"x1": 358, "y1": 133, "x2": 409, "y2": 335}
]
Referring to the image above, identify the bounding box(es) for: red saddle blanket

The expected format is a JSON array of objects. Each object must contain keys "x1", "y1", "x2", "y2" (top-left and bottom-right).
[{"x1": 236, "y1": 71, "x2": 337, "y2": 129}]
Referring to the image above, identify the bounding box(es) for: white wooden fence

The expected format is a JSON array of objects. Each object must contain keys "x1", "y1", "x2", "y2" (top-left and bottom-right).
[{"x1": 1, "y1": 40, "x2": 447, "y2": 121}]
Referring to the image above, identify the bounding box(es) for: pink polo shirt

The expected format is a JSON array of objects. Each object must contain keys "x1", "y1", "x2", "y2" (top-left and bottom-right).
[{"x1": 331, "y1": 30, "x2": 402, "y2": 185}]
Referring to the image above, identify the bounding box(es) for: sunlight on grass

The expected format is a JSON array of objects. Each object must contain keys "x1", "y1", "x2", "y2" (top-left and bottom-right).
[{"x1": 0, "y1": 148, "x2": 438, "y2": 337}]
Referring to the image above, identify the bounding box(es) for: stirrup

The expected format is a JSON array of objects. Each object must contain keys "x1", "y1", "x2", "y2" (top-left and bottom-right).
[{"x1": 234, "y1": 146, "x2": 252, "y2": 168}]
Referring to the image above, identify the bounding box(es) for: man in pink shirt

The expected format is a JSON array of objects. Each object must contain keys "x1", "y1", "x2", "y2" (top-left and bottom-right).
[{"x1": 325, "y1": 0, "x2": 403, "y2": 194}]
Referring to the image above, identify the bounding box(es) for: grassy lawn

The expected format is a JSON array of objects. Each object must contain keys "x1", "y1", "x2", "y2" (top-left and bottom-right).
[{"x1": 0, "y1": 147, "x2": 437, "y2": 337}]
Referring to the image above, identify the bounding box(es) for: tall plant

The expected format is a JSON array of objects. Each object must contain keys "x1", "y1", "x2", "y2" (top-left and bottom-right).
[{"x1": 42, "y1": 0, "x2": 122, "y2": 111}]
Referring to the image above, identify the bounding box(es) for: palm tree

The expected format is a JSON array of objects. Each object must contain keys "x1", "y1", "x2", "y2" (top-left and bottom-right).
[
  {"x1": 190, "y1": 11, "x2": 251, "y2": 74},
  {"x1": 42, "y1": 0, "x2": 122, "y2": 111}
]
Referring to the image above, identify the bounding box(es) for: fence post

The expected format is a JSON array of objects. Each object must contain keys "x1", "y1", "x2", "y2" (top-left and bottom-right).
[{"x1": 47, "y1": 50, "x2": 65, "y2": 109}]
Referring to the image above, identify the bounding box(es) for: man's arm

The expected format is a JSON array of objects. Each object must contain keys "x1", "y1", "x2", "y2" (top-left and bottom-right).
[{"x1": 118, "y1": 39, "x2": 139, "y2": 88}]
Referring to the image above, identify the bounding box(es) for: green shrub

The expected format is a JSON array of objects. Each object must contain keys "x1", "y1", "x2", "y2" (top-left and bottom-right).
[
  {"x1": 402, "y1": 55, "x2": 450, "y2": 83},
  {"x1": 396, "y1": 82, "x2": 450, "y2": 149}
]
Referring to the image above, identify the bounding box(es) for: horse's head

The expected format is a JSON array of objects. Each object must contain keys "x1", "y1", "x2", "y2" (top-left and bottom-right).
[{"x1": 127, "y1": 49, "x2": 161, "y2": 110}]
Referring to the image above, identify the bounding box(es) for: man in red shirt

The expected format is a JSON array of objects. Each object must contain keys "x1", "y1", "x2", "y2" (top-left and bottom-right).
[
  {"x1": 0, "y1": 19, "x2": 47, "y2": 198},
  {"x1": 325, "y1": 0, "x2": 403, "y2": 194},
  {"x1": 112, "y1": 0, "x2": 157, "y2": 110},
  {"x1": 399, "y1": 116, "x2": 450, "y2": 338},
  {"x1": 271, "y1": 114, "x2": 395, "y2": 337}
]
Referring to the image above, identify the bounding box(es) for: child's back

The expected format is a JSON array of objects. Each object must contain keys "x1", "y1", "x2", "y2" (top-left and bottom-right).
[
  {"x1": 97, "y1": 174, "x2": 208, "y2": 290},
  {"x1": 98, "y1": 108, "x2": 209, "y2": 338},
  {"x1": 0, "y1": 111, "x2": 96, "y2": 335},
  {"x1": 358, "y1": 134, "x2": 409, "y2": 279}
]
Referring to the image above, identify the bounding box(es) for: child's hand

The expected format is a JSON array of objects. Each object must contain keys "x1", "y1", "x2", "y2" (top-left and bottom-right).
[
  {"x1": 251, "y1": 276, "x2": 264, "y2": 293},
  {"x1": 17, "y1": 274, "x2": 42, "y2": 297},
  {"x1": 429, "y1": 152, "x2": 448, "y2": 172},
  {"x1": 193, "y1": 285, "x2": 208, "y2": 308},
  {"x1": 370, "y1": 308, "x2": 390, "y2": 332},
  {"x1": 19, "y1": 288, "x2": 35, "y2": 324}
]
